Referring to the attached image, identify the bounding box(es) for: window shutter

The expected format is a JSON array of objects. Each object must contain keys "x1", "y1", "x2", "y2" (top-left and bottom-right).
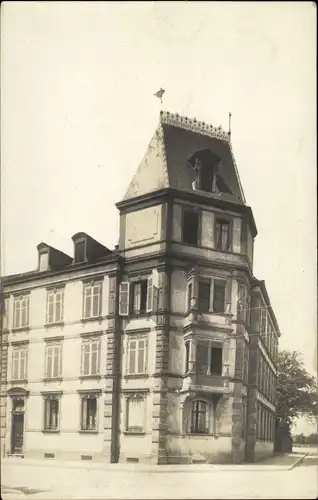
[
  {"x1": 82, "y1": 343, "x2": 90, "y2": 375},
  {"x1": 92, "y1": 285, "x2": 100, "y2": 317},
  {"x1": 91, "y1": 341, "x2": 99, "y2": 375},
  {"x1": 14, "y1": 300, "x2": 21, "y2": 328},
  {"x1": 47, "y1": 293, "x2": 54, "y2": 323},
  {"x1": 20, "y1": 350, "x2": 26, "y2": 380},
  {"x1": 128, "y1": 340, "x2": 136, "y2": 374},
  {"x1": 81, "y1": 398, "x2": 87, "y2": 430},
  {"x1": 21, "y1": 298, "x2": 28, "y2": 327},
  {"x1": 146, "y1": 277, "x2": 153, "y2": 312},
  {"x1": 3, "y1": 298, "x2": 9, "y2": 330},
  {"x1": 108, "y1": 277, "x2": 116, "y2": 314},
  {"x1": 44, "y1": 398, "x2": 50, "y2": 429},
  {"x1": 53, "y1": 346, "x2": 60, "y2": 377},
  {"x1": 84, "y1": 287, "x2": 92, "y2": 318},
  {"x1": 133, "y1": 284, "x2": 141, "y2": 314},
  {"x1": 137, "y1": 340, "x2": 145, "y2": 373},
  {"x1": 12, "y1": 351, "x2": 19, "y2": 379},
  {"x1": 119, "y1": 282, "x2": 130, "y2": 316},
  {"x1": 55, "y1": 292, "x2": 62, "y2": 322}
]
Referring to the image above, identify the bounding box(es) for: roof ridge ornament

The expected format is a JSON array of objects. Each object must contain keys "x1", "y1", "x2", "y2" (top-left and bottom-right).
[{"x1": 160, "y1": 111, "x2": 230, "y2": 142}]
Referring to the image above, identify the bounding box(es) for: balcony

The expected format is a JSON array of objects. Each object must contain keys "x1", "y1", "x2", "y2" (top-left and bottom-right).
[{"x1": 181, "y1": 364, "x2": 231, "y2": 395}]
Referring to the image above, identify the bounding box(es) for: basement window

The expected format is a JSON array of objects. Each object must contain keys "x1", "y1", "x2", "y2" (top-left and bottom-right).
[{"x1": 182, "y1": 210, "x2": 199, "y2": 246}]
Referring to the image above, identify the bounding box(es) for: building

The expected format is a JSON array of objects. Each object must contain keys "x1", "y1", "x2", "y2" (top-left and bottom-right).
[{"x1": 0, "y1": 111, "x2": 280, "y2": 464}]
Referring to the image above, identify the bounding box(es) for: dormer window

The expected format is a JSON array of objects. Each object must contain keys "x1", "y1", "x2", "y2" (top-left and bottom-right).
[
  {"x1": 39, "y1": 252, "x2": 49, "y2": 271},
  {"x1": 75, "y1": 240, "x2": 86, "y2": 263},
  {"x1": 189, "y1": 149, "x2": 232, "y2": 195}
]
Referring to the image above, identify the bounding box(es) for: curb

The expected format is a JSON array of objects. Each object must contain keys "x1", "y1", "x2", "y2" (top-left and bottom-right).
[{"x1": 289, "y1": 453, "x2": 308, "y2": 470}]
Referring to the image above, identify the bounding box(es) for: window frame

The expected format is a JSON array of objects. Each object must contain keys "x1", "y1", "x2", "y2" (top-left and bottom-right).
[
  {"x1": 182, "y1": 208, "x2": 200, "y2": 247},
  {"x1": 83, "y1": 281, "x2": 102, "y2": 320},
  {"x1": 74, "y1": 238, "x2": 87, "y2": 264},
  {"x1": 46, "y1": 288, "x2": 64, "y2": 325},
  {"x1": 80, "y1": 337, "x2": 101, "y2": 377},
  {"x1": 190, "y1": 399, "x2": 210, "y2": 434},
  {"x1": 13, "y1": 295, "x2": 29, "y2": 330},
  {"x1": 79, "y1": 392, "x2": 100, "y2": 432},
  {"x1": 11, "y1": 344, "x2": 28, "y2": 381},
  {"x1": 197, "y1": 276, "x2": 229, "y2": 314},
  {"x1": 126, "y1": 335, "x2": 147, "y2": 375},
  {"x1": 45, "y1": 340, "x2": 63, "y2": 380},
  {"x1": 215, "y1": 217, "x2": 232, "y2": 252},
  {"x1": 43, "y1": 393, "x2": 61, "y2": 432},
  {"x1": 125, "y1": 393, "x2": 147, "y2": 434}
]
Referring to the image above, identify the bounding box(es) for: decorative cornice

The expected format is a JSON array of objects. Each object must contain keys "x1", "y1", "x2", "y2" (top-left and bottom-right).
[{"x1": 160, "y1": 111, "x2": 230, "y2": 143}]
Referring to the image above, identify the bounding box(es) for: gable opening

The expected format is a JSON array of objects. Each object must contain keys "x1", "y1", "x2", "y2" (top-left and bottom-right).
[{"x1": 189, "y1": 149, "x2": 232, "y2": 195}]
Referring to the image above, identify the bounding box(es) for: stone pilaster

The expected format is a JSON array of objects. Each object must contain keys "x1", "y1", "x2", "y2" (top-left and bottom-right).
[
  {"x1": 0, "y1": 327, "x2": 8, "y2": 458},
  {"x1": 105, "y1": 272, "x2": 122, "y2": 463}
]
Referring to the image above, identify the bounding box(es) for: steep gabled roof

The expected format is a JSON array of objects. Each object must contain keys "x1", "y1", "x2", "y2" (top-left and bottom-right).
[{"x1": 123, "y1": 111, "x2": 246, "y2": 204}]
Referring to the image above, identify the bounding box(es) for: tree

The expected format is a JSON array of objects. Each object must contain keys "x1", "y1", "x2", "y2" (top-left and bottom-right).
[{"x1": 275, "y1": 350, "x2": 317, "y2": 452}]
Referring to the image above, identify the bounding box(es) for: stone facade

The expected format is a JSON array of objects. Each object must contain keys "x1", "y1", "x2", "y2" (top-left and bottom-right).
[{"x1": 0, "y1": 112, "x2": 280, "y2": 463}]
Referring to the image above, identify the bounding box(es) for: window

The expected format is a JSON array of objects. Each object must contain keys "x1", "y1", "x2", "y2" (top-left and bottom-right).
[
  {"x1": 46, "y1": 289, "x2": 64, "y2": 324},
  {"x1": 191, "y1": 400, "x2": 208, "y2": 433},
  {"x1": 119, "y1": 277, "x2": 154, "y2": 316},
  {"x1": 213, "y1": 279, "x2": 226, "y2": 313},
  {"x1": 39, "y1": 252, "x2": 49, "y2": 271},
  {"x1": 127, "y1": 337, "x2": 147, "y2": 374},
  {"x1": 83, "y1": 282, "x2": 101, "y2": 319},
  {"x1": 182, "y1": 210, "x2": 199, "y2": 246},
  {"x1": 126, "y1": 395, "x2": 146, "y2": 433},
  {"x1": 260, "y1": 308, "x2": 267, "y2": 335},
  {"x1": 81, "y1": 338, "x2": 100, "y2": 376},
  {"x1": 43, "y1": 394, "x2": 60, "y2": 431},
  {"x1": 45, "y1": 341, "x2": 62, "y2": 379},
  {"x1": 242, "y1": 399, "x2": 248, "y2": 438},
  {"x1": 2, "y1": 297, "x2": 9, "y2": 330},
  {"x1": 131, "y1": 280, "x2": 147, "y2": 314},
  {"x1": 237, "y1": 283, "x2": 247, "y2": 322},
  {"x1": 185, "y1": 341, "x2": 190, "y2": 373},
  {"x1": 12, "y1": 345, "x2": 28, "y2": 381},
  {"x1": 198, "y1": 280, "x2": 210, "y2": 312},
  {"x1": 198, "y1": 278, "x2": 227, "y2": 314},
  {"x1": 210, "y1": 346, "x2": 223, "y2": 375},
  {"x1": 13, "y1": 295, "x2": 29, "y2": 329},
  {"x1": 215, "y1": 219, "x2": 231, "y2": 251},
  {"x1": 80, "y1": 394, "x2": 98, "y2": 431},
  {"x1": 75, "y1": 240, "x2": 86, "y2": 263},
  {"x1": 195, "y1": 342, "x2": 223, "y2": 376},
  {"x1": 187, "y1": 282, "x2": 193, "y2": 311}
]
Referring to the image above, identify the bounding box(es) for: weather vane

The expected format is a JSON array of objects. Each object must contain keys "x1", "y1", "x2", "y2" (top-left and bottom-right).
[{"x1": 154, "y1": 88, "x2": 165, "y2": 104}]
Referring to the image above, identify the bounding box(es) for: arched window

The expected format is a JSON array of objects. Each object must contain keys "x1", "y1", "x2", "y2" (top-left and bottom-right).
[{"x1": 191, "y1": 400, "x2": 208, "y2": 434}]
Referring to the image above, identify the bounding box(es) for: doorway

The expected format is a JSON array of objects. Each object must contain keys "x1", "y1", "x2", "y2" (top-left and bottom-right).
[{"x1": 11, "y1": 398, "x2": 25, "y2": 455}]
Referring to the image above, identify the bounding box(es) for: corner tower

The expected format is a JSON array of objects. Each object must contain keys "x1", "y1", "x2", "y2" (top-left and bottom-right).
[{"x1": 116, "y1": 111, "x2": 259, "y2": 464}]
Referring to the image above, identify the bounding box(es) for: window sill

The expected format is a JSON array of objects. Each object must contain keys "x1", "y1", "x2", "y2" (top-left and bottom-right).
[
  {"x1": 12, "y1": 327, "x2": 30, "y2": 333},
  {"x1": 81, "y1": 316, "x2": 103, "y2": 324},
  {"x1": 43, "y1": 377, "x2": 63, "y2": 383},
  {"x1": 123, "y1": 431, "x2": 146, "y2": 436},
  {"x1": 45, "y1": 322, "x2": 64, "y2": 328},
  {"x1": 42, "y1": 429, "x2": 60, "y2": 433},
  {"x1": 127, "y1": 312, "x2": 152, "y2": 319},
  {"x1": 79, "y1": 374, "x2": 101, "y2": 380},
  {"x1": 79, "y1": 429, "x2": 98, "y2": 434},
  {"x1": 188, "y1": 432, "x2": 213, "y2": 437},
  {"x1": 180, "y1": 241, "x2": 199, "y2": 248},
  {"x1": 9, "y1": 379, "x2": 28, "y2": 384},
  {"x1": 124, "y1": 374, "x2": 149, "y2": 379}
]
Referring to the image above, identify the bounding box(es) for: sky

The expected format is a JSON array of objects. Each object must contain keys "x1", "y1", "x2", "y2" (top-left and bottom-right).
[{"x1": 1, "y1": 2, "x2": 317, "y2": 427}]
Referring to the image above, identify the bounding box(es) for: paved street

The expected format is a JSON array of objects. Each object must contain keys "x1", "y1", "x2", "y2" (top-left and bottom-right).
[{"x1": 1, "y1": 454, "x2": 317, "y2": 499}]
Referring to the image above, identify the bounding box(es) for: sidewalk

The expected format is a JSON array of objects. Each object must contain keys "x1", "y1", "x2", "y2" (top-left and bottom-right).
[{"x1": 2, "y1": 452, "x2": 305, "y2": 472}]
